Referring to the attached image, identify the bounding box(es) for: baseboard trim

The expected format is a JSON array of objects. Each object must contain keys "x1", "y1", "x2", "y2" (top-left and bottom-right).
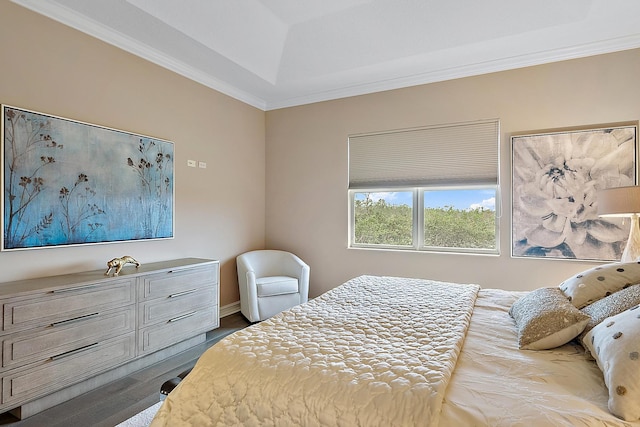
[{"x1": 220, "y1": 301, "x2": 240, "y2": 318}]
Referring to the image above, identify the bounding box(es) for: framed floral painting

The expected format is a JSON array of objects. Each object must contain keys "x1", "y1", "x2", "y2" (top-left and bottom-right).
[
  {"x1": 2, "y1": 105, "x2": 174, "y2": 251},
  {"x1": 511, "y1": 124, "x2": 637, "y2": 261}
]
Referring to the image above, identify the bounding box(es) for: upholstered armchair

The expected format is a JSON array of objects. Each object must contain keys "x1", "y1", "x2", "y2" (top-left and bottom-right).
[{"x1": 236, "y1": 250, "x2": 310, "y2": 322}]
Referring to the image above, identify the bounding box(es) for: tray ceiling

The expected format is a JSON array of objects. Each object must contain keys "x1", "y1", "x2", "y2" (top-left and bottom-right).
[{"x1": 12, "y1": 0, "x2": 640, "y2": 110}]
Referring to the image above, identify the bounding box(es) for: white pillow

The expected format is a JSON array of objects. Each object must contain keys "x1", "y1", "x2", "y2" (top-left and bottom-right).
[
  {"x1": 582, "y1": 306, "x2": 640, "y2": 421},
  {"x1": 559, "y1": 262, "x2": 640, "y2": 309},
  {"x1": 509, "y1": 287, "x2": 590, "y2": 350}
]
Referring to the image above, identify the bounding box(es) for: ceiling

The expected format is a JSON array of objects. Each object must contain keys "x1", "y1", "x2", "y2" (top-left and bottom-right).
[{"x1": 12, "y1": 0, "x2": 640, "y2": 111}]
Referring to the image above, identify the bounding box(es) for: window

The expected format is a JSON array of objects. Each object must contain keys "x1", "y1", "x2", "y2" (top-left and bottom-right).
[
  {"x1": 353, "y1": 191, "x2": 414, "y2": 247},
  {"x1": 423, "y1": 188, "x2": 497, "y2": 251},
  {"x1": 348, "y1": 120, "x2": 500, "y2": 254}
]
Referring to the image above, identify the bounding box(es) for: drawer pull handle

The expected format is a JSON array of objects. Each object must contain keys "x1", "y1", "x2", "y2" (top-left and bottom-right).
[
  {"x1": 169, "y1": 289, "x2": 197, "y2": 298},
  {"x1": 168, "y1": 311, "x2": 196, "y2": 323},
  {"x1": 51, "y1": 342, "x2": 99, "y2": 360},
  {"x1": 51, "y1": 283, "x2": 103, "y2": 293},
  {"x1": 51, "y1": 312, "x2": 100, "y2": 327}
]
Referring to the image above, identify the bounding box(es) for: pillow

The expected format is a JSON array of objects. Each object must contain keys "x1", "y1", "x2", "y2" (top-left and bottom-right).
[
  {"x1": 509, "y1": 287, "x2": 590, "y2": 350},
  {"x1": 559, "y1": 262, "x2": 640, "y2": 309},
  {"x1": 580, "y1": 284, "x2": 640, "y2": 339},
  {"x1": 582, "y1": 306, "x2": 640, "y2": 421}
]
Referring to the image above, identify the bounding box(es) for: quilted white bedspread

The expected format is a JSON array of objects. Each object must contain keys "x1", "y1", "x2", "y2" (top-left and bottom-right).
[{"x1": 151, "y1": 275, "x2": 479, "y2": 426}]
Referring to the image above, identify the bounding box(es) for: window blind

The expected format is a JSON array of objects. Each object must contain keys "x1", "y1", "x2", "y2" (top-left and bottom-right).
[{"x1": 348, "y1": 119, "x2": 499, "y2": 189}]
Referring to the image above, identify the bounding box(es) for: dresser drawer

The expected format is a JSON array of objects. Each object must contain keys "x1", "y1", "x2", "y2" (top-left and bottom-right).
[
  {"x1": 139, "y1": 286, "x2": 216, "y2": 327},
  {"x1": 2, "y1": 333, "x2": 136, "y2": 406},
  {"x1": 139, "y1": 265, "x2": 217, "y2": 301},
  {"x1": 0, "y1": 258, "x2": 218, "y2": 418},
  {"x1": 2, "y1": 306, "x2": 135, "y2": 370},
  {"x1": 1, "y1": 279, "x2": 136, "y2": 333},
  {"x1": 139, "y1": 308, "x2": 218, "y2": 355}
]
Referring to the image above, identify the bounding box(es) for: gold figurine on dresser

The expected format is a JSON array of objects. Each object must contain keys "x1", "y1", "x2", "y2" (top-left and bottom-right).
[{"x1": 104, "y1": 255, "x2": 141, "y2": 276}]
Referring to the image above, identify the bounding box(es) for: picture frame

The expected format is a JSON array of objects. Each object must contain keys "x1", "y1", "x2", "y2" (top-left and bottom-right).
[
  {"x1": 511, "y1": 123, "x2": 637, "y2": 261},
  {"x1": 2, "y1": 105, "x2": 174, "y2": 251}
]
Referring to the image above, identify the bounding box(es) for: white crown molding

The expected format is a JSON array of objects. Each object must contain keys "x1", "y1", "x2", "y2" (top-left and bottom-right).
[
  {"x1": 12, "y1": 0, "x2": 640, "y2": 112},
  {"x1": 11, "y1": 0, "x2": 268, "y2": 110},
  {"x1": 265, "y1": 34, "x2": 640, "y2": 110}
]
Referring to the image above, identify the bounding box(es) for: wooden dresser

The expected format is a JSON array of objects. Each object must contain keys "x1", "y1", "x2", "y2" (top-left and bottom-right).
[{"x1": 0, "y1": 258, "x2": 219, "y2": 419}]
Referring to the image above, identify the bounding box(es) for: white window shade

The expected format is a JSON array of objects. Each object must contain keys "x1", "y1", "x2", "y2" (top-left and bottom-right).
[{"x1": 349, "y1": 119, "x2": 500, "y2": 189}]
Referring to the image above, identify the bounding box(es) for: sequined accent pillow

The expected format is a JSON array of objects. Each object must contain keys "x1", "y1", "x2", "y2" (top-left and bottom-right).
[
  {"x1": 582, "y1": 306, "x2": 640, "y2": 421},
  {"x1": 580, "y1": 284, "x2": 640, "y2": 340},
  {"x1": 510, "y1": 287, "x2": 590, "y2": 350},
  {"x1": 559, "y1": 262, "x2": 640, "y2": 309}
]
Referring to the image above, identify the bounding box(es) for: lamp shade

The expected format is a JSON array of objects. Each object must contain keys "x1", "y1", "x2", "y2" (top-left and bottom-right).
[{"x1": 597, "y1": 186, "x2": 640, "y2": 217}]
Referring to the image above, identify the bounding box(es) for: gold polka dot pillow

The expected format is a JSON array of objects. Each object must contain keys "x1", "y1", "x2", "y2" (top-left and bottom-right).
[
  {"x1": 559, "y1": 262, "x2": 640, "y2": 309},
  {"x1": 582, "y1": 306, "x2": 640, "y2": 421},
  {"x1": 510, "y1": 287, "x2": 590, "y2": 350}
]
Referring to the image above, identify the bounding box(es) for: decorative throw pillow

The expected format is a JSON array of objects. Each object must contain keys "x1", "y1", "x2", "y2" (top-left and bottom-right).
[
  {"x1": 559, "y1": 262, "x2": 640, "y2": 309},
  {"x1": 509, "y1": 287, "x2": 590, "y2": 350},
  {"x1": 582, "y1": 307, "x2": 640, "y2": 421},
  {"x1": 580, "y1": 284, "x2": 640, "y2": 339}
]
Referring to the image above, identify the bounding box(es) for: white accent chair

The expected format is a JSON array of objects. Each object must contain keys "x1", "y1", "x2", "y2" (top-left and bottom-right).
[{"x1": 236, "y1": 250, "x2": 310, "y2": 322}]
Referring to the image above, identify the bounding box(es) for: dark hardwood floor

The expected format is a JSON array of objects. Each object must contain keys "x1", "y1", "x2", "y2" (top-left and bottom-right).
[{"x1": 0, "y1": 312, "x2": 250, "y2": 427}]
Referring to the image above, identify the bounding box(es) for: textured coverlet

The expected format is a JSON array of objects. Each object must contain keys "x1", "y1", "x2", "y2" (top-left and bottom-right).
[{"x1": 151, "y1": 275, "x2": 480, "y2": 426}]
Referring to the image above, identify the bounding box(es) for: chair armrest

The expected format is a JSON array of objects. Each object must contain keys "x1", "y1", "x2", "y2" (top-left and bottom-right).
[{"x1": 283, "y1": 254, "x2": 310, "y2": 303}]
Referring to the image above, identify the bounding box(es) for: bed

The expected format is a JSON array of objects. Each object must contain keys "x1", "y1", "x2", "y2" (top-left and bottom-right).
[{"x1": 151, "y1": 265, "x2": 640, "y2": 426}]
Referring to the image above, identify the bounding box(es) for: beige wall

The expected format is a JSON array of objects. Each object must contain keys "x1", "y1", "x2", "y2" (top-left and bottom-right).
[
  {"x1": 266, "y1": 49, "x2": 640, "y2": 297},
  {"x1": 0, "y1": 2, "x2": 266, "y2": 306},
  {"x1": 3, "y1": 2, "x2": 640, "y2": 304}
]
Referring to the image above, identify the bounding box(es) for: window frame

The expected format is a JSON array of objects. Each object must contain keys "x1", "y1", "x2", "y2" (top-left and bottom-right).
[{"x1": 349, "y1": 185, "x2": 500, "y2": 255}]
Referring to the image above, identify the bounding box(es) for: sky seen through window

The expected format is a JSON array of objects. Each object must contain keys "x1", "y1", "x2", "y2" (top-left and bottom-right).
[{"x1": 356, "y1": 190, "x2": 496, "y2": 211}]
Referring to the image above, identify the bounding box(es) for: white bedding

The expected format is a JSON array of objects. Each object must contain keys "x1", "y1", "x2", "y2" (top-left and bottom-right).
[
  {"x1": 440, "y1": 289, "x2": 640, "y2": 427},
  {"x1": 151, "y1": 276, "x2": 640, "y2": 427},
  {"x1": 152, "y1": 275, "x2": 479, "y2": 426}
]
